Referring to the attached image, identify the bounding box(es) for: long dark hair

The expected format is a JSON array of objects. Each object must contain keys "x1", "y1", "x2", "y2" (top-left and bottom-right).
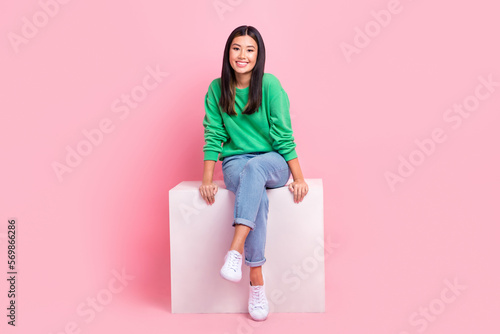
[{"x1": 219, "y1": 25, "x2": 266, "y2": 116}]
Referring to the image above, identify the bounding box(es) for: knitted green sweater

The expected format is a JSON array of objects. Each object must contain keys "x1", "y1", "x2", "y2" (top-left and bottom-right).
[{"x1": 203, "y1": 73, "x2": 297, "y2": 162}]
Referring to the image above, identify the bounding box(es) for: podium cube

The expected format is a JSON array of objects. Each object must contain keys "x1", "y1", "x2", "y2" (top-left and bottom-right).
[{"x1": 169, "y1": 179, "x2": 325, "y2": 313}]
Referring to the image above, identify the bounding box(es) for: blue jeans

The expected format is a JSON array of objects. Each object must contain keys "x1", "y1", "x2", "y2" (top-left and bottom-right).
[{"x1": 221, "y1": 151, "x2": 292, "y2": 267}]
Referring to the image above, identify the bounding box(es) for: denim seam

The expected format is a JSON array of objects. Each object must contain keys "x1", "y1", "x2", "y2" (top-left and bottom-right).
[
  {"x1": 234, "y1": 166, "x2": 253, "y2": 223},
  {"x1": 233, "y1": 217, "x2": 256, "y2": 230},
  {"x1": 245, "y1": 258, "x2": 266, "y2": 267},
  {"x1": 223, "y1": 172, "x2": 234, "y2": 191}
]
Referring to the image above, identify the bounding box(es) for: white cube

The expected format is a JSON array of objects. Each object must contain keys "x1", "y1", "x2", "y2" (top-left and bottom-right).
[{"x1": 169, "y1": 179, "x2": 325, "y2": 313}]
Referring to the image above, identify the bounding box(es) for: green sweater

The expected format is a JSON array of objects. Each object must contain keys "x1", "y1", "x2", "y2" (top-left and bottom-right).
[{"x1": 203, "y1": 73, "x2": 297, "y2": 162}]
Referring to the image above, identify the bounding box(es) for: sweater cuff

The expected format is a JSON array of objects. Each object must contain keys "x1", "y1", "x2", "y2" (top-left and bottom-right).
[
  {"x1": 282, "y1": 149, "x2": 298, "y2": 161},
  {"x1": 204, "y1": 150, "x2": 220, "y2": 161}
]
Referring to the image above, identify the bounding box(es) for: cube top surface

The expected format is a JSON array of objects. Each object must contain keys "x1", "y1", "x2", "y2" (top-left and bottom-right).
[{"x1": 170, "y1": 178, "x2": 323, "y2": 192}]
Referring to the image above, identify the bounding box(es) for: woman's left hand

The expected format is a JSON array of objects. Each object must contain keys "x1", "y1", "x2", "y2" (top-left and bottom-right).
[{"x1": 288, "y1": 179, "x2": 309, "y2": 203}]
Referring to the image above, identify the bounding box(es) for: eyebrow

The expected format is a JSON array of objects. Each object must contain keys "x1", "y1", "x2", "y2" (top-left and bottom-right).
[{"x1": 232, "y1": 43, "x2": 256, "y2": 48}]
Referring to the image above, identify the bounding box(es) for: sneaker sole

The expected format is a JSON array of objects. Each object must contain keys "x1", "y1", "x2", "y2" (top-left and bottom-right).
[
  {"x1": 249, "y1": 310, "x2": 269, "y2": 321},
  {"x1": 250, "y1": 316, "x2": 268, "y2": 321}
]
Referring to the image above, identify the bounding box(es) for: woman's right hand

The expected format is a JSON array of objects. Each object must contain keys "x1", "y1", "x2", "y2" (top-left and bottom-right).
[{"x1": 199, "y1": 182, "x2": 218, "y2": 205}]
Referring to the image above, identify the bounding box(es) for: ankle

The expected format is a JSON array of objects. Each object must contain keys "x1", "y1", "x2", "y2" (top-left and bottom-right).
[
  {"x1": 251, "y1": 280, "x2": 264, "y2": 286},
  {"x1": 250, "y1": 274, "x2": 263, "y2": 286},
  {"x1": 229, "y1": 247, "x2": 243, "y2": 255}
]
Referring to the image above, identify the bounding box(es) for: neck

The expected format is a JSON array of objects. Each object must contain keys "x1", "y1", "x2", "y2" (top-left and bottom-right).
[{"x1": 235, "y1": 72, "x2": 251, "y2": 89}]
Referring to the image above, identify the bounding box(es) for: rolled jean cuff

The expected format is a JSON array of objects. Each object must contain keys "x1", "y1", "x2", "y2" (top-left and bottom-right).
[
  {"x1": 233, "y1": 217, "x2": 256, "y2": 230},
  {"x1": 245, "y1": 257, "x2": 266, "y2": 267}
]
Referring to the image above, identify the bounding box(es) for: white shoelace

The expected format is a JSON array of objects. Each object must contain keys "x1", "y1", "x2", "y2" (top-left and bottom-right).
[
  {"x1": 227, "y1": 251, "x2": 241, "y2": 272},
  {"x1": 250, "y1": 285, "x2": 267, "y2": 309}
]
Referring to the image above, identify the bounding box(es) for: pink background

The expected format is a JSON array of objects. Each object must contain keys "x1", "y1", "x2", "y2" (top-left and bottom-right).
[{"x1": 1, "y1": 0, "x2": 499, "y2": 333}]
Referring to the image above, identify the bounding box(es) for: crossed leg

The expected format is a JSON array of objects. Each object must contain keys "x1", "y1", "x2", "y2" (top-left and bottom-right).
[{"x1": 222, "y1": 152, "x2": 291, "y2": 285}]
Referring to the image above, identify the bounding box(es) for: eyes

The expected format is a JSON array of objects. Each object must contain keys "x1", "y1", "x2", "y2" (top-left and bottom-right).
[{"x1": 232, "y1": 47, "x2": 254, "y2": 52}]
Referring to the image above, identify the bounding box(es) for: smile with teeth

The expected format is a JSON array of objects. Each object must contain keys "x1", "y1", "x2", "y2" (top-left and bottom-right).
[{"x1": 236, "y1": 61, "x2": 248, "y2": 67}]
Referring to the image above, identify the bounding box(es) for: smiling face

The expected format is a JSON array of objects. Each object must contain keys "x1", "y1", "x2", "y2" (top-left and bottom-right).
[{"x1": 229, "y1": 35, "x2": 258, "y2": 82}]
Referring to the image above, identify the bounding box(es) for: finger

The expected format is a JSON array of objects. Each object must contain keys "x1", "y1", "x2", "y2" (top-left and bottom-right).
[
  {"x1": 298, "y1": 188, "x2": 303, "y2": 202},
  {"x1": 294, "y1": 187, "x2": 299, "y2": 203},
  {"x1": 201, "y1": 193, "x2": 209, "y2": 205},
  {"x1": 299, "y1": 188, "x2": 305, "y2": 202},
  {"x1": 201, "y1": 192, "x2": 210, "y2": 205},
  {"x1": 203, "y1": 189, "x2": 212, "y2": 205}
]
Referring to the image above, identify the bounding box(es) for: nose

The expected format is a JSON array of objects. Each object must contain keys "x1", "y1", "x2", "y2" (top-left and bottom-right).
[{"x1": 238, "y1": 50, "x2": 247, "y2": 60}]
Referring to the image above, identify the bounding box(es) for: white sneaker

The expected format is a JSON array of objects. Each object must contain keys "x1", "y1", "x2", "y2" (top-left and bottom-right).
[
  {"x1": 220, "y1": 250, "x2": 243, "y2": 282},
  {"x1": 248, "y1": 273, "x2": 269, "y2": 321}
]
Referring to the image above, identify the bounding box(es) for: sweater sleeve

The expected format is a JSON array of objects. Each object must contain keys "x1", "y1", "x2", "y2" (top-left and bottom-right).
[
  {"x1": 203, "y1": 82, "x2": 229, "y2": 161},
  {"x1": 269, "y1": 83, "x2": 298, "y2": 161}
]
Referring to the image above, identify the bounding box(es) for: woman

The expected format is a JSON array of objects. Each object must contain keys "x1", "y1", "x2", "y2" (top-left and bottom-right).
[{"x1": 199, "y1": 25, "x2": 308, "y2": 321}]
